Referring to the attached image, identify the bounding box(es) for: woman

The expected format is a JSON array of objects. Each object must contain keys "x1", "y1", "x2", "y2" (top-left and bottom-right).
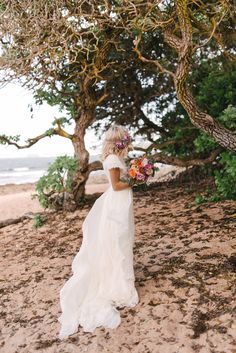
[{"x1": 58, "y1": 125, "x2": 139, "y2": 339}]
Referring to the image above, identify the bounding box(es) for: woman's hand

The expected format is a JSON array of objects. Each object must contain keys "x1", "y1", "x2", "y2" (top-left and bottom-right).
[{"x1": 109, "y1": 168, "x2": 131, "y2": 191}]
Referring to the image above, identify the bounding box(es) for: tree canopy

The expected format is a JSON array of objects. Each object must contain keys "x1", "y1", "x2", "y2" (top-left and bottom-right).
[{"x1": 0, "y1": 0, "x2": 235, "y2": 204}]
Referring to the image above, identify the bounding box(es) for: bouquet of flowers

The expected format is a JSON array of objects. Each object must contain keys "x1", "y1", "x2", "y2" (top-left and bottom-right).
[{"x1": 127, "y1": 155, "x2": 155, "y2": 187}]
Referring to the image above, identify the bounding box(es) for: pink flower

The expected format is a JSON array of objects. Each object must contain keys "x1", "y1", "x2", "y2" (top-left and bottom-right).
[
  {"x1": 115, "y1": 142, "x2": 125, "y2": 150},
  {"x1": 123, "y1": 134, "x2": 131, "y2": 142},
  {"x1": 141, "y1": 158, "x2": 148, "y2": 166},
  {"x1": 145, "y1": 168, "x2": 154, "y2": 176},
  {"x1": 145, "y1": 163, "x2": 153, "y2": 169},
  {"x1": 136, "y1": 173, "x2": 146, "y2": 181}
]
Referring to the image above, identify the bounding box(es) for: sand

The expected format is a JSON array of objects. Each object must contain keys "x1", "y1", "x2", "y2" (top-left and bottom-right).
[
  {"x1": 0, "y1": 166, "x2": 185, "y2": 222},
  {"x1": 0, "y1": 177, "x2": 235, "y2": 353},
  {"x1": 0, "y1": 181, "x2": 109, "y2": 222}
]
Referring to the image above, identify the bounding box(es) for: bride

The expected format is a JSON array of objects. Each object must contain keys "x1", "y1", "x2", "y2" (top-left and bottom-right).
[{"x1": 58, "y1": 124, "x2": 139, "y2": 339}]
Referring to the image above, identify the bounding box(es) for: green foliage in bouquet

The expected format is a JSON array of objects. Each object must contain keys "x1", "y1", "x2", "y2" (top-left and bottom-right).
[{"x1": 32, "y1": 155, "x2": 78, "y2": 209}]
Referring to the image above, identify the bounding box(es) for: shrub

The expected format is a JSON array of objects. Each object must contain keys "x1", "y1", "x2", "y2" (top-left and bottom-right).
[
  {"x1": 32, "y1": 155, "x2": 78, "y2": 210},
  {"x1": 32, "y1": 214, "x2": 45, "y2": 228},
  {"x1": 214, "y1": 152, "x2": 236, "y2": 200},
  {"x1": 193, "y1": 106, "x2": 236, "y2": 203}
]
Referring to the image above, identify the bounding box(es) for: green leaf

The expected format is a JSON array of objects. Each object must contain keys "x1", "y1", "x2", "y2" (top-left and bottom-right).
[{"x1": 34, "y1": 155, "x2": 78, "y2": 209}]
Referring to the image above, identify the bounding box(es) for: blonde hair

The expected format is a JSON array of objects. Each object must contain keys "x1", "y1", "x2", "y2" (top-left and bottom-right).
[{"x1": 101, "y1": 125, "x2": 132, "y2": 161}]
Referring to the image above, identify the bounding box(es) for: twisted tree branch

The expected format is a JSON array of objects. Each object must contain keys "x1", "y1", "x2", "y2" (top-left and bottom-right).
[
  {"x1": 152, "y1": 148, "x2": 223, "y2": 167},
  {"x1": 0, "y1": 123, "x2": 73, "y2": 149}
]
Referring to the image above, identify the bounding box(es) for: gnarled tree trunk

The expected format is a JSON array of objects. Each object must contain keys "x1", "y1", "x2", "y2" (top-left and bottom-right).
[
  {"x1": 71, "y1": 107, "x2": 93, "y2": 204},
  {"x1": 70, "y1": 77, "x2": 107, "y2": 205},
  {"x1": 175, "y1": 83, "x2": 236, "y2": 151},
  {"x1": 134, "y1": 0, "x2": 236, "y2": 153},
  {"x1": 174, "y1": 0, "x2": 236, "y2": 152}
]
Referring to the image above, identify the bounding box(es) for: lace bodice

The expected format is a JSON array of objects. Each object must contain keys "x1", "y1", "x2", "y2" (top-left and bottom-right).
[{"x1": 102, "y1": 154, "x2": 127, "y2": 184}]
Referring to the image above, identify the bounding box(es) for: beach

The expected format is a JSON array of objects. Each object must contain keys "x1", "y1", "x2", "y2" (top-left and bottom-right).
[
  {"x1": 0, "y1": 180, "x2": 109, "y2": 222},
  {"x1": 0, "y1": 165, "x2": 185, "y2": 222},
  {"x1": 0, "y1": 174, "x2": 235, "y2": 353}
]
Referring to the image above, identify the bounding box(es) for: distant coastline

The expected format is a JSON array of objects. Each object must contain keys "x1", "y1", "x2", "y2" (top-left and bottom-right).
[
  {"x1": 0, "y1": 155, "x2": 101, "y2": 186},
  {"x1": 0, "y1": 154, "x2": 181, "y2": 187}
]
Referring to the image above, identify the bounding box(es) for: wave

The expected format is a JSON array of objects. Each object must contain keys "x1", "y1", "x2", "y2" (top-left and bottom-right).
[
  {"x1": 0, "y1": 155, "x2": 101, "y2": 186},
  {"x1": 13, "y1": 167, "x2": 30, "y2": 172},
  {"x1": 0, "y1": 166, "x2": 37, "y2": 172},
  {"x1": 0, "y1": 169, "x2": 46, "y2": 185},
  {"x1": 0, "y1": 169, "x2": 45, "y2": 177}
]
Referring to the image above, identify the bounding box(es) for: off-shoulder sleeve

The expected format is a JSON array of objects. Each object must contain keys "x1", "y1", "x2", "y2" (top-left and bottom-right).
[{"x1": 103, "y1": 154, "x2": 125, "y2": 170}]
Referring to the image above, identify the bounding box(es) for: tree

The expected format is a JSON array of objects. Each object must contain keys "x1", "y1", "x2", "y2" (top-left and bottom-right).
[
  {"x1": 129, "y1": 0, "x2": 236, "y2": 152},
  {"x1": 0, "y1": 0, "x2": 131, "y2": 202},
  {"x1": 1, "y1": 0, "x2": 236, "y2": 206}
]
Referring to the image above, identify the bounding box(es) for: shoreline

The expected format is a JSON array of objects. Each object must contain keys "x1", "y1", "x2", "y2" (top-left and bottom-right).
[
  {"x1": 0, "y1": 165, "x2": 186, "y2": 222},
  {"x1": 0, "y1": 164, "x2": 186, "y2": 191}
]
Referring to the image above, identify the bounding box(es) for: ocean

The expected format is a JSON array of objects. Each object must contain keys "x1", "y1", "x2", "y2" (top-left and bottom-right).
[{"x1": 0, "y1": 155, "x2": 101, "y2": 186}]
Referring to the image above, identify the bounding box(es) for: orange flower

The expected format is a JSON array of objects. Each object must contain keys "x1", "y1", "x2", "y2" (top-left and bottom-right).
[
  {"x1": 131, "y1": 159, "x2": 141, "y2": 166},
  {"x1": 137, "y1": 160, "x2": 142, "y2": 166},
  {"x1": 139, "y1": 167, "x2": 145, "y2": 174},
  {"x1": 129, "y1": 168, "x2": 137, "y2": 178}
]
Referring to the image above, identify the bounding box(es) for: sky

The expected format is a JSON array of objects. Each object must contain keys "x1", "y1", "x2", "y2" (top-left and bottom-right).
[{"x1": 0, "y1": 83, "x2": 101, "y2": 158}]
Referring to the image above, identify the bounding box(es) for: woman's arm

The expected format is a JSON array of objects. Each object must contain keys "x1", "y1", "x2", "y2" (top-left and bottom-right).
[{"x1": 109, "y1": 168, "x2": 131, "y2": 191}]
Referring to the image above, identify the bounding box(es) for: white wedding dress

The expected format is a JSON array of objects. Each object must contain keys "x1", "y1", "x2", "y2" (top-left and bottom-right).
[{"x1": 58, "y1": 153, "x2": 139, "y2": 339}]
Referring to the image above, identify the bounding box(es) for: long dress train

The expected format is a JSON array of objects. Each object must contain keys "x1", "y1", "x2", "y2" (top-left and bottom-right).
[{"x1": 58, "y1": 153, "x2": 139, "y2": 339}]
